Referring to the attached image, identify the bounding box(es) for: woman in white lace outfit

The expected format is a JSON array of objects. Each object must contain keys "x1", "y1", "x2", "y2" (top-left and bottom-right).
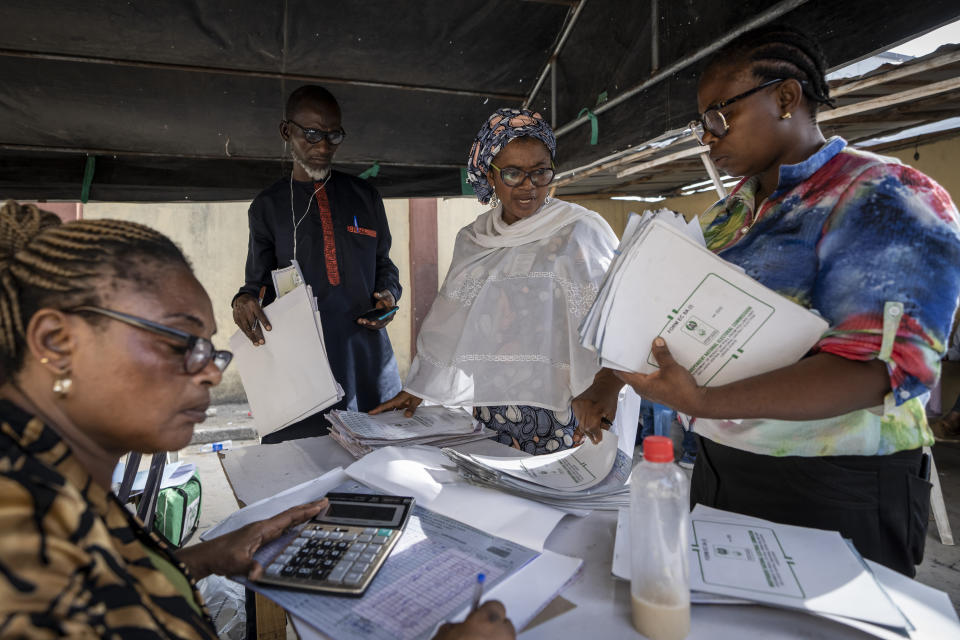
[{"x1": 371, "y1": 108, "x2": 618, "y2": 454}]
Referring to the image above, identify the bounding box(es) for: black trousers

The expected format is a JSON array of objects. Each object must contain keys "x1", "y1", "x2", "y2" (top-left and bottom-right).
[
  {"x1": 690, "y1": 436, "x2": 932, "y2": 577},
  {"x1": 260, "y1": 411, "x2": 331, "y2": 444}
]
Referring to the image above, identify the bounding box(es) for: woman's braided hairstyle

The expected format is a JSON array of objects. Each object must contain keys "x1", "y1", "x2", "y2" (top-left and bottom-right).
[
  {"x1": 709, "y1": 24, "x2": 837, "y2": 113},
  {"x1": 0, "y1": 199, "x2": 192, "y2": 378}
]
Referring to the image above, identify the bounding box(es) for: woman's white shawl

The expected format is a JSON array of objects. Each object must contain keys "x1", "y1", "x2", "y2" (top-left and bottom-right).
[{"x1": 404, "y1": 198, "x2": 618, "y2": 411}]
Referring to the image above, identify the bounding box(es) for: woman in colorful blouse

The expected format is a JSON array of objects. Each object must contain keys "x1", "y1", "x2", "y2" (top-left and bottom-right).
[
  {"x1": 0, "y1": 200, "x2": 514, "y2": 640},
  {"x1": 599, "y1": 25, "x2": 960, "y2": 576}
]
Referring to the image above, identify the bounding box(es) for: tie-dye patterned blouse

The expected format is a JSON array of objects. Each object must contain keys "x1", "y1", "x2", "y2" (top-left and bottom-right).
[
  {"x1": 0, "y1": 401, "x2": 217, "y2": 638},
  {"x1": 692, "y1": 137, "x2": 960, "y2": 457}
]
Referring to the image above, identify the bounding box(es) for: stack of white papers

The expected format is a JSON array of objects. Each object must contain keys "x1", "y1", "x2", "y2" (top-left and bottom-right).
[
  {"x1": 442, "y1": 433, "x2": 632, "y2": 511},
  {"x1": 610, "y1": 505, "x2": 959, "y2": 639},
  {"x1": 229, "y1": 284, "x2": 343, "y2": 435},
  {"x1": 579, "y1": 210, "x2": 829, "y2": 383},
  {"x1": 327, "y1": 407, "x2": 496, "y2": 458}
]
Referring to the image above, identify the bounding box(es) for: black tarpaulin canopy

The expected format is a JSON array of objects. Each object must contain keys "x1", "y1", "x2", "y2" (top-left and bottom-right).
[{"x1": 0, "y1": 0, "x2": 958, "y2": 201}]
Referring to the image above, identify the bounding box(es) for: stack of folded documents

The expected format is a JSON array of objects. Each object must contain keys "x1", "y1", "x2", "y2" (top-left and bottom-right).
[
  {"x1": 442, "y1": 433, "x2": 632, "y2": 511},
  {"x1": 327, "y1": 406, "x2": 496, "y2": 458},
  {"x1": 611, "y1": 505, "x2": 960, "y2": 639},
  {"x1": 229, "y1": 282, "x2": 343, "y2": 436},
  {"x1": 579, "y1": 210, "x2": 828, "y2": 384}
]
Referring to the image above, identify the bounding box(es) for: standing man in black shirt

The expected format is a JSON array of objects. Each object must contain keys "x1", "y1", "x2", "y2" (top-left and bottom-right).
[{"x1": 233, "y1": 85, "x2": 402, "y2": 442}]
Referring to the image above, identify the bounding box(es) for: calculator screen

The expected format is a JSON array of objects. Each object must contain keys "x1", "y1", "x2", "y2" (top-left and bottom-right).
[{"x1": 326, "y1": 503, "x2": 397, "y2": 522}]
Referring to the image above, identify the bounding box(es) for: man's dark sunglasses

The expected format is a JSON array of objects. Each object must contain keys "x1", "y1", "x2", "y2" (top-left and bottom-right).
[
  {"x1": 689, "y1": 78, "x2": 784, "y2": 143},
  {"x1": 70, "y1": 306, "x2": 233, "y2": 374},
  {"x1": 285, "y1": 120, "x2": 346, "y2": 145}
]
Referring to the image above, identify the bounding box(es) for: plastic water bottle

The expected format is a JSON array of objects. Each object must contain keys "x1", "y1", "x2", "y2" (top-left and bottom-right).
[
  {"x1": 199, "y1": 440, "x2": 233, "y2": 453},
  {"x1": 630, "y1": 435, "x2": 690, "y2": 640}
]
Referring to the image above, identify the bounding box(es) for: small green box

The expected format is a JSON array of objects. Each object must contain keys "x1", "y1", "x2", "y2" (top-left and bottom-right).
[{"x1": 153, "y1": 472, "x2": 202, "y2": 548}]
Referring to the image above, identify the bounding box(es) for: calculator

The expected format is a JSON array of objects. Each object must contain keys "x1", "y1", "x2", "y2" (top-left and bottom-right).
[{"x1": 256, "y1": 492, "x2": 414, "y2": 596}]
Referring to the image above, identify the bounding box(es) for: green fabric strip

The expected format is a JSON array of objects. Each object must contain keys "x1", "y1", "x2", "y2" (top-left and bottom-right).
[
  {"x1": 80, "y1": 156, "x2": 96, "y2": 203},
  {"x1": 142, "y1": 544, "x2": 202, "y2": 616},
  {"x1": 358, "y1": 162, "x2": 380, "y2": 179},
  {"x1": 576, "y1": 108, "x2": 599, "y2": 145}
]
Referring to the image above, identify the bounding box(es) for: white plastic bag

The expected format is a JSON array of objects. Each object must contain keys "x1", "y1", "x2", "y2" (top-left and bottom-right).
[{"x1": 197, "y1": 575, "x2": 246, "y2": 640}]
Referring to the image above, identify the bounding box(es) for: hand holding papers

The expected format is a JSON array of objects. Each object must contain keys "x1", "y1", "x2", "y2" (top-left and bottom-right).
[
  {"x1": 327, "y1": 407, "x2": 496, "y2": 458},
  {"x1": 229, "y1": 283, "x2": 343, "y2": 435},
  {"x1": 579, "y1": 211, "x2": 828, "y2": 385}
]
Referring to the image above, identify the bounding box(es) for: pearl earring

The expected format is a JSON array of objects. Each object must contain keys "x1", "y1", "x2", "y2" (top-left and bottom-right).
[{"x1": 53, "y1": 374, "x2": 72, "y2": 398}]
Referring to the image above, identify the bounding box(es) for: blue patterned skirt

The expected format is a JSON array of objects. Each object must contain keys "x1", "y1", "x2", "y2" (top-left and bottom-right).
[{"x1": 473, "y1": 405, "x2": 579, "y2": 455}]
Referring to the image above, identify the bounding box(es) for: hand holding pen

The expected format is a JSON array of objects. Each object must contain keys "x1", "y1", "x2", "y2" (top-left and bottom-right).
[{"x1": 432, "y1": 600, "x2": 515, "y2": 640}]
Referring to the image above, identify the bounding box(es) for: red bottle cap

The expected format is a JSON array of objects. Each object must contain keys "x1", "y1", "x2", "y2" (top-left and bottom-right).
[{"x1": 643, "y1": 435, "x2": 675, "y2": 463}]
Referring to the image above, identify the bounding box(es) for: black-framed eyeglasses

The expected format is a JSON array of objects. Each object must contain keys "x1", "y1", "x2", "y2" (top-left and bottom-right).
[
  {"x1": 490, "y1": 163, "x2": 556, "y2": 187},
  {"x1": 70, "y1": 306, "x2": 233, "y2": 374},
  {"x1": 285, "y1": 120, "x2": 346, "y2": 145},
  {"x1": 688, "y1": 78, "x2": 784, "y2": 144}
]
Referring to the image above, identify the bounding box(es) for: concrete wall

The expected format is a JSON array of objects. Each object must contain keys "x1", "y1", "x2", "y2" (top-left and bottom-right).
[
  {"x1": 82, "y1": 196, "x2": 486, "y2": 401},
  {"x1": 83, "y1": 202, "x2": 251, "y2": 402}
]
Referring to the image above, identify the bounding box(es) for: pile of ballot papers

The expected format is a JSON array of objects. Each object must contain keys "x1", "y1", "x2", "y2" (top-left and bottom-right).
[
  {"x1": 442, "y1": 432, "x2": 632, "y2": 511},
  {"x1": 613, "y1": 505, "x2": 938, "y2": 639},
  {"x1": 579, "y1": 210, "x2": 828, "y2": 385},
  {"x1": 327, "y1": 406, "x2": 496, "y2": 458},
  {"x1": 229, "y1": 260, "x2": 343, "y2": 436}
]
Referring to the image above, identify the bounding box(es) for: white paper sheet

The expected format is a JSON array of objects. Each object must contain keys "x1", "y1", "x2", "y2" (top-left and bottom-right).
[
  {"x1": 581, "y1": 217, "x2": 828, "y2": 385},
  {"x1": 458, "y1": 434, "x2": 619, "y2": 492},
  {"x1": 251, "y1": 503, "x2": 538, "y2": 640},
  {"x1": 345, "y1": 445, "x2": 569, "y2": 551},
  {"x1": 687, "y1": 506, "x2": 907, "y2": 629},
  {"x1": 229, "y1": 284, "x2": 342, "y2": 435},
  {"x1": 218, "y1": 436, "x2": 355, "y2": 506},
  {"x1": 200, "y1": 467, "x2": 347, "y2": 540},
  {"x1": 292, "y1": 549, "x2": 583, "y2": 640},
  {"x1": 330, "y1": 406, "x2": 478, "y2": 441}
]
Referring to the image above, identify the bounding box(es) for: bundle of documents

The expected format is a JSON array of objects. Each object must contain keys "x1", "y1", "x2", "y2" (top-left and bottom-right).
[
  {"x1": 442, "y1": 432, "x2": 632, "y2": 511},
  {"x1": 611, "y1": 505, "x2": 947, "y2": 639},
  {"x1": 229, "y1": 281, "x2": 343, "y2": 435},
  {"x1": 327, "y1": 407, "x2": 496, "y2": 458},
  {"x1": 579, "y1": 210, "x2": 829, "y2": 384}
]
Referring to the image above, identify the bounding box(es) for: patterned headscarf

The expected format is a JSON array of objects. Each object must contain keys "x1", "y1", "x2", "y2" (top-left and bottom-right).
[{"x1": 466, "y1": 108, "x2": 557, "y2": 205}]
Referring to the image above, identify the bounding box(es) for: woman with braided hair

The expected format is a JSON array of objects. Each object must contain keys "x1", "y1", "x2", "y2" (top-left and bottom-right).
[
  {"x1": 0, "y1": 200, "x2": 329, "y2": 637},
  {"x1": 601, "y1": 25, "x2": 960, "y2": 576},
  {"x1": 0, "y1": 200, "x2": 516, "y2": 640}
]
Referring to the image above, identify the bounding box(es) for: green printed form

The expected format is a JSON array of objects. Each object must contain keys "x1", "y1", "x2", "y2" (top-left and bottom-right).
[
  {"x1": 648, "y1": 273, "x2": 775, "y2": 385},
  {"x1": 691, "y1": 519, "x2": 804, "y2": 598}
]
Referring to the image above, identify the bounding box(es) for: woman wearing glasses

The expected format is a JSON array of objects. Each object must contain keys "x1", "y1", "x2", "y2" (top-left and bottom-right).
[
  {"x1": 0, "y1": 201, "x2": 516, "y2": 640},
  {"x1": 0, "y1": 200, "x2": 333, "y2": 637},
  {"x1": 608, "y1": 25, "x2": 960, "y2": 576},
  {"x1": 372, "y1": 108, "x2": 619, "y2": 454}
]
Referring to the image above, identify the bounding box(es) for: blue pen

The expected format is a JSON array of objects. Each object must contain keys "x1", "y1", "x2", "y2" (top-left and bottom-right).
[
  {"x1": 377, "y1": 307, "x2": 399, "y2": 321},
  {"x1": 470, "y1": 573, "x2": 486, "y2": 612},
  {"x1": 353, "y1": 215, "x2": 359, "y2": 228}
]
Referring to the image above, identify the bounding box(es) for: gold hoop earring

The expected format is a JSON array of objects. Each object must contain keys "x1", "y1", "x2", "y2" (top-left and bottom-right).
[
  {"x1": 780, "y1": 112, "x2": 792, "y2": 120},
  {"x1": 53, "y1": 375, "x2": 72, "y2": 398}
]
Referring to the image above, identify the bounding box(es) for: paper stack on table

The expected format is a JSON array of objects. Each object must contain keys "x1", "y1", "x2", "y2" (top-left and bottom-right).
[
  {"x1": 442, "y1": 433, "x2": 632, "y2": 511},
  {"x1": 611, "y1": 505, "x2": 960, "y2": 639},
  {"x1": 327, "y1": 407, "x2": 496, "y2": 458},
  {"x1": 229, "y1": 283, "x2": 343, "y2": 435},
  {"x1": 579, "y1": 210, "x2": 829, "y2": 384}
]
